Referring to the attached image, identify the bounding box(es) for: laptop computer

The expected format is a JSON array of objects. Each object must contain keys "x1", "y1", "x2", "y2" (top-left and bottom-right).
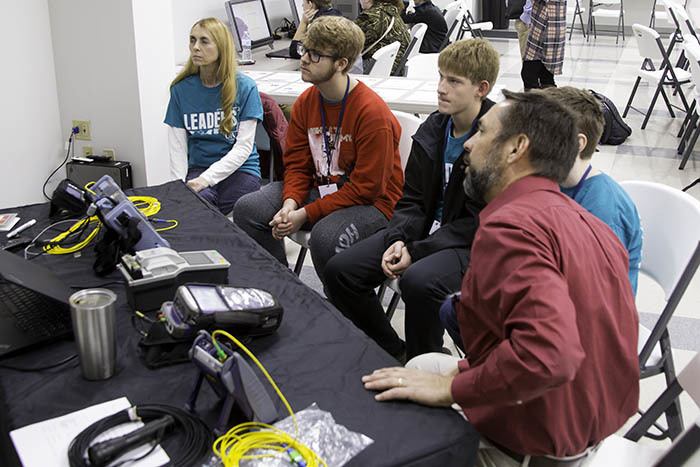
[
  {"x1": 265, "y1": 47, "x2": 298, "y2": 59},
  {"x1": 0, "y1": 250, "x2": 74, "y2": 358}
]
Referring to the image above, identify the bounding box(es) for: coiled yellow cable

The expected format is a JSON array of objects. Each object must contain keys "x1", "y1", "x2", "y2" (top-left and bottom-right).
[
  {"x1": 44, "y1": 193, "x2": 167, "y2": 255},
  {"x1": 211, "y1": 330, "x2": 326, "y2": 467}
]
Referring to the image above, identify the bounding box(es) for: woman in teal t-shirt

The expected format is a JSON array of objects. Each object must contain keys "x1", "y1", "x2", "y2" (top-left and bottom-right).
[{"x1": 165, "y1": 17, "x2": 263, "y2": 215}]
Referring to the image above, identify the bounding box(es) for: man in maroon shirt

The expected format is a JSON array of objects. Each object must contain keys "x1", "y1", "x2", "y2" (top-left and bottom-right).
[{"x1": 362, "y1": 90, "x2": 639, "y2": 466}]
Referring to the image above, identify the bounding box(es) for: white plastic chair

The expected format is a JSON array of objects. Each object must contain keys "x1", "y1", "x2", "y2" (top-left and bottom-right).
[
  {"x1": 408, "y1": 23, "x2": 428, "y2": 60},
  {"x1": 623, "y1": 24, "x2": 692, "y2": 130},
  {"x1": 405, "y1": 53, "x2": 440, "y2": 81},
  {"x1": 289, "y1": 111, "x2": 422, "y2": 278},
  {"x1": 367, "y1": 41, "x2": 401, "y2": 78},
  {"x1": 587, "y1": 0, "x2": 625, "y2": 44},
  {"x1": 677, "y1": 39, "x2": 700, "y2": 169},
  {"x1": 441, "y1": 1, "x2": 464, "y2": 46},
  {"x1": 374, "y1": 110, "x2": 423, "y2": 319},
  {"x1": 667, "y1": 1, "x2": 699, "y2": 44},
  {"x1": 651, "y1": 0, "x2": 687, "y2": 28},
  {"x1": 620, "y1": 180, "x2": 700, "y2": 441},
  {"x1": 589, "y1": 353, "x2": 700, "y2": 466}
]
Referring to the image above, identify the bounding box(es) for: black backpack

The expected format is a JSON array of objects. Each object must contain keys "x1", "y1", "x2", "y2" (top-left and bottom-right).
[{"x1": 590, "y1": 89, "x2": 632, "y2": 145}]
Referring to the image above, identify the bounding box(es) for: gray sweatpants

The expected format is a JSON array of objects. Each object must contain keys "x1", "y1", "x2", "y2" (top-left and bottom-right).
[{"x1": 233, "y1": 182, "x2": 389, "y2": 280}]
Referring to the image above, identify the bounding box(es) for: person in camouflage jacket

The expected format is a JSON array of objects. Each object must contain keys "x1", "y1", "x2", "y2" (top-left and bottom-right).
[{"x1": 356, "y1": 0, "x2": 410, "y2": 75}]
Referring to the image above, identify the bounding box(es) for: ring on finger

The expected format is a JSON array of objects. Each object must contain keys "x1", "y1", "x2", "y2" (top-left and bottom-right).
[{"x1": 398, "y1": 377, "x2": 404, "y2": 387}]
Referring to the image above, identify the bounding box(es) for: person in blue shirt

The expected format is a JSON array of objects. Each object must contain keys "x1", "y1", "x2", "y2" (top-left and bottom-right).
[
  {"x1": 440, "y1": 86, "x2": 643, "y2": 351},
  {"x1": 165, "y1": 17, "x2": 263, "y2": 215},
  {"x1": 553, "y1": 86, "x2": 643, "y2": 293}
]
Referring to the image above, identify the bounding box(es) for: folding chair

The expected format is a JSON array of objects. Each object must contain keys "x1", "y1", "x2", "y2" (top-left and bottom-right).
[
  {"x1": 620, "y1": 180, "x2": 700, "y2": 441},
  {"x1": 375, "y1": 110, "x2": 423, "y2": 319},
  {"x1": 651, "y1": 0, "x2": 688, "y2": 29},
  {"x1": 439, "y1": 1, "x2": 464, "y2": 48},
  {"x1": 588, "y1": 353, "x2": 700, "y2": 465},
  {"x1": 453, "y1": 9, "x2": 493, "y2": 41},
  {"x1": 677, "y1": 39, "x2": 700, "y2": 169},
  {"x1": 622, "y1": 24, "x2": 691, "y2": 130},
  {"x1": 587, "y1": 0, "x2": 625, "y2": 44},
  {"x1": 393, "y1": 24, "x2": 427, "y2": 76},
  {"x1": 567, "y1": 0, "x2": 587, "y2": 40},
  {"x1": 408, "y1": 23, "x2": 428, "y2": 59},
  {"x1": 365, "y1": 41, "x2": 401, "y2": 78},
  {"x1": 289, "y1": 111, "x2": 422, "y2": 279}
]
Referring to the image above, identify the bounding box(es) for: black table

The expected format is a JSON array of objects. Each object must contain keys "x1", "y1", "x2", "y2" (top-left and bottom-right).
[{"x1": 0, "y1": 180, "x2": 479, "y2": 466}]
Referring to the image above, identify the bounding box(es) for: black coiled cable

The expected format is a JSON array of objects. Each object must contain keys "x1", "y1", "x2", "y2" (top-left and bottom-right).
[{"x1": 67, "y1": 404, "x2": 213, "y2": 467}]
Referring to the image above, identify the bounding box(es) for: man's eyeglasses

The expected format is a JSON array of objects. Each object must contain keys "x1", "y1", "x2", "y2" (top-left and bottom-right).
[{"x1": 297, "y1": 44, "x2": 337, "y2": 63}]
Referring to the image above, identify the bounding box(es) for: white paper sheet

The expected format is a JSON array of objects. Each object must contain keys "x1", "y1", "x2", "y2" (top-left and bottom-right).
[
  {"x1": 241, "y1": 70, "x2": 273, "y2": 80},
  {"x1": 10, "y1": 397, "x2": 170, "y2": 467},
  {"x1": 259, "y1": 71, "x2": 299, "y2": 82},
  {"x1": 375, "y1": 79, "x2": 424, "y2": 90}
]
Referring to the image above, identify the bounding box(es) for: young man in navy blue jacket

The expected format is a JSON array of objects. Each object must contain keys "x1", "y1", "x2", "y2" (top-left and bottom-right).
[
  {"x1": 324, "y1": 39, "x2": 499, "y2": 361},
  {"x1": 401, "y1": 0, "x2": 448, "y2": 53}
]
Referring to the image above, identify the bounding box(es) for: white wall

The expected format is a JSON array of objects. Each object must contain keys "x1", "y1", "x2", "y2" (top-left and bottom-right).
[
  {"x1": 132, "y1": 0, "x2": 177, "y2": 186},
  {"x1": 0, "y1": 0, "x2": 63, "y2": 209},
  {"x1": 48, "y1": 0, "x2": 147, "y2": 187}
]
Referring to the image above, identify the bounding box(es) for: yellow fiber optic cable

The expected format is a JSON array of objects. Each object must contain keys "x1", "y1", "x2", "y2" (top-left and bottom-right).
[{"x1": 211, "y1": 330, "x2": 326, "y2": 467}]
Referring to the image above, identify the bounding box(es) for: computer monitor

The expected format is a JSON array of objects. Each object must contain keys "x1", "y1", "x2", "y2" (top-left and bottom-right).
[
  {"x1": 332, "y1": 0, "x2": 360, "y2": 20},
  {"x1": 224, "y1": 0, "x2": 275, "y2": 53},
  {"x1": 289, "y1": 0, "x2": 305, "y2": 27}
]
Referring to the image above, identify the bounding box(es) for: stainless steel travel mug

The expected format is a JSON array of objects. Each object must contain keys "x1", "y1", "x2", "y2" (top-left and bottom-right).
[{"x1": 69, "y1": 289, "x2": 117, "y2": 380}]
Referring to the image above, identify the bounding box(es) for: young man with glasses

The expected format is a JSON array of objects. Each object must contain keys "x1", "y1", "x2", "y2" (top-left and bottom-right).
[{"x1": 234, "y1": 16, "x2": 403, "y2": 282}]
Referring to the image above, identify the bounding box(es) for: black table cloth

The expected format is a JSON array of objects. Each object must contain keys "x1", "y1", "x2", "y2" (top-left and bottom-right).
[{"x1": 0, "y1": 180, "x2": 479, "y2": 466}]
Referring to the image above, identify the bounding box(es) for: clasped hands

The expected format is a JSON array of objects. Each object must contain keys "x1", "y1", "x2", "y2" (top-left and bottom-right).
[
  {"x1": 270, "y1": 199, "x2": 307, "y2": 240},
  {"x1": 381, "y1": 240, "x2": 412, "y2": 279}
]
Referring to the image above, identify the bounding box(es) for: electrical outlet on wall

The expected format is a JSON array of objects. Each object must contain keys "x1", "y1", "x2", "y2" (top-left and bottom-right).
[
  {"x1": 82, "y1": 146, "x2": 94, "y2": 157},
  {"x1": 103, "y1": 149, "x2": 115, "y2": 160},
  {"x1": 72, "y1": 120, "x2": 91, "y2": 140}
]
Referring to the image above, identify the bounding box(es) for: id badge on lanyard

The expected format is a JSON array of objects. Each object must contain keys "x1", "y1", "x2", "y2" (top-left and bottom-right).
[
  {"x1": 319, "y1": 76, "x2": 349, "y2": 196},
  {"x1": 319, "y1": 184, "x2": 338, "y2": 198}
]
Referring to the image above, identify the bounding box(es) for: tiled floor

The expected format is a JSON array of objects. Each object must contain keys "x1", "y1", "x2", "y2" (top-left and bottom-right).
[{"x1": 286, "y1": 30, "x2": 700, "y2": 448}]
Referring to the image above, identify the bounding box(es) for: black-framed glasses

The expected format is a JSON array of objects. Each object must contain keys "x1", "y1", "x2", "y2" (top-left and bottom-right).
[{"x1": 297, "y1": 44, "x2": 337, "y2": 63}]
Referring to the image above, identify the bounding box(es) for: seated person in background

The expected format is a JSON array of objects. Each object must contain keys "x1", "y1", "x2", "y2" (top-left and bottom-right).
[
  {"x1": 356, "y1": 0, "x2": 411, "y2": 74},
  {"x1": 441, "y1": 86, "x2": 643, "y2": 351},
  {"x1": 546, "y1": 86, "x2": 642, "y2": 294},
  {"x1": 401, "y1": 0, "x2": 448, "y2": 53},
  {"x1": 165, "y1": 17, "x2": 263, "y2": 215},
  {"x1": 234, "y1": 16, "x2": 404, "y2": 282},
  {"x1": 288, "y1": 0, "x2": 342, "y2": 59},
  {"x1": 363, "y1": 90, "x2": 640, "y2": 466},
  {"x1": 324, "y1": 39, "x2": 499, "y2": 362}
]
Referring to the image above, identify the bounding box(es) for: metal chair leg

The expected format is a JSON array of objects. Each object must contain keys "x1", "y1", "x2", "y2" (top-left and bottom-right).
[
  {"x1": 623, "y1": 76, "x2": 642, "y2": 117},
  {"x1": 293, "y1": 247, "x2": 307, "y2": 276}
]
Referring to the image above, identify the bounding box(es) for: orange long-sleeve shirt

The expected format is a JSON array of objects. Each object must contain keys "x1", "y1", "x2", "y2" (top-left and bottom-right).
[{"x1": 282, "y1": 81, "x2": 404, "y2": 223}]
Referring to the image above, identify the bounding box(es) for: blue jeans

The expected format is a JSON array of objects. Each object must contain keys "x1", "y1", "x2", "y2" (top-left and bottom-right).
[
  {"x1": 186, "y1": 167, "x2": 260, "y2": 215},
  {"x1": 439, "y1": 294, "x2": 465, "y2": 353}
]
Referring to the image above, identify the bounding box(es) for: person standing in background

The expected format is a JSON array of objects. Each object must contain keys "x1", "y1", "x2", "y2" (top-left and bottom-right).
[
  {"x1": 521, "y1": 0, "x2": 566, "y2": 90},
  {"x1": 510, "y1": 0, "x2": 532, "y2": 58}
]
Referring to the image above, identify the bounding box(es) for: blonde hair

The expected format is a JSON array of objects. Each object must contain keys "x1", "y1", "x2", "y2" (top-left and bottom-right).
[
  {"x1": 171, "y1": 18, "x2": 238, "y2": 137},
  {"x1": 305, "y1": 16, "x2": 365, "y2": 73},
  {"x1": 438, "y1": 39, "x2": 499, "y2": 96}
]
